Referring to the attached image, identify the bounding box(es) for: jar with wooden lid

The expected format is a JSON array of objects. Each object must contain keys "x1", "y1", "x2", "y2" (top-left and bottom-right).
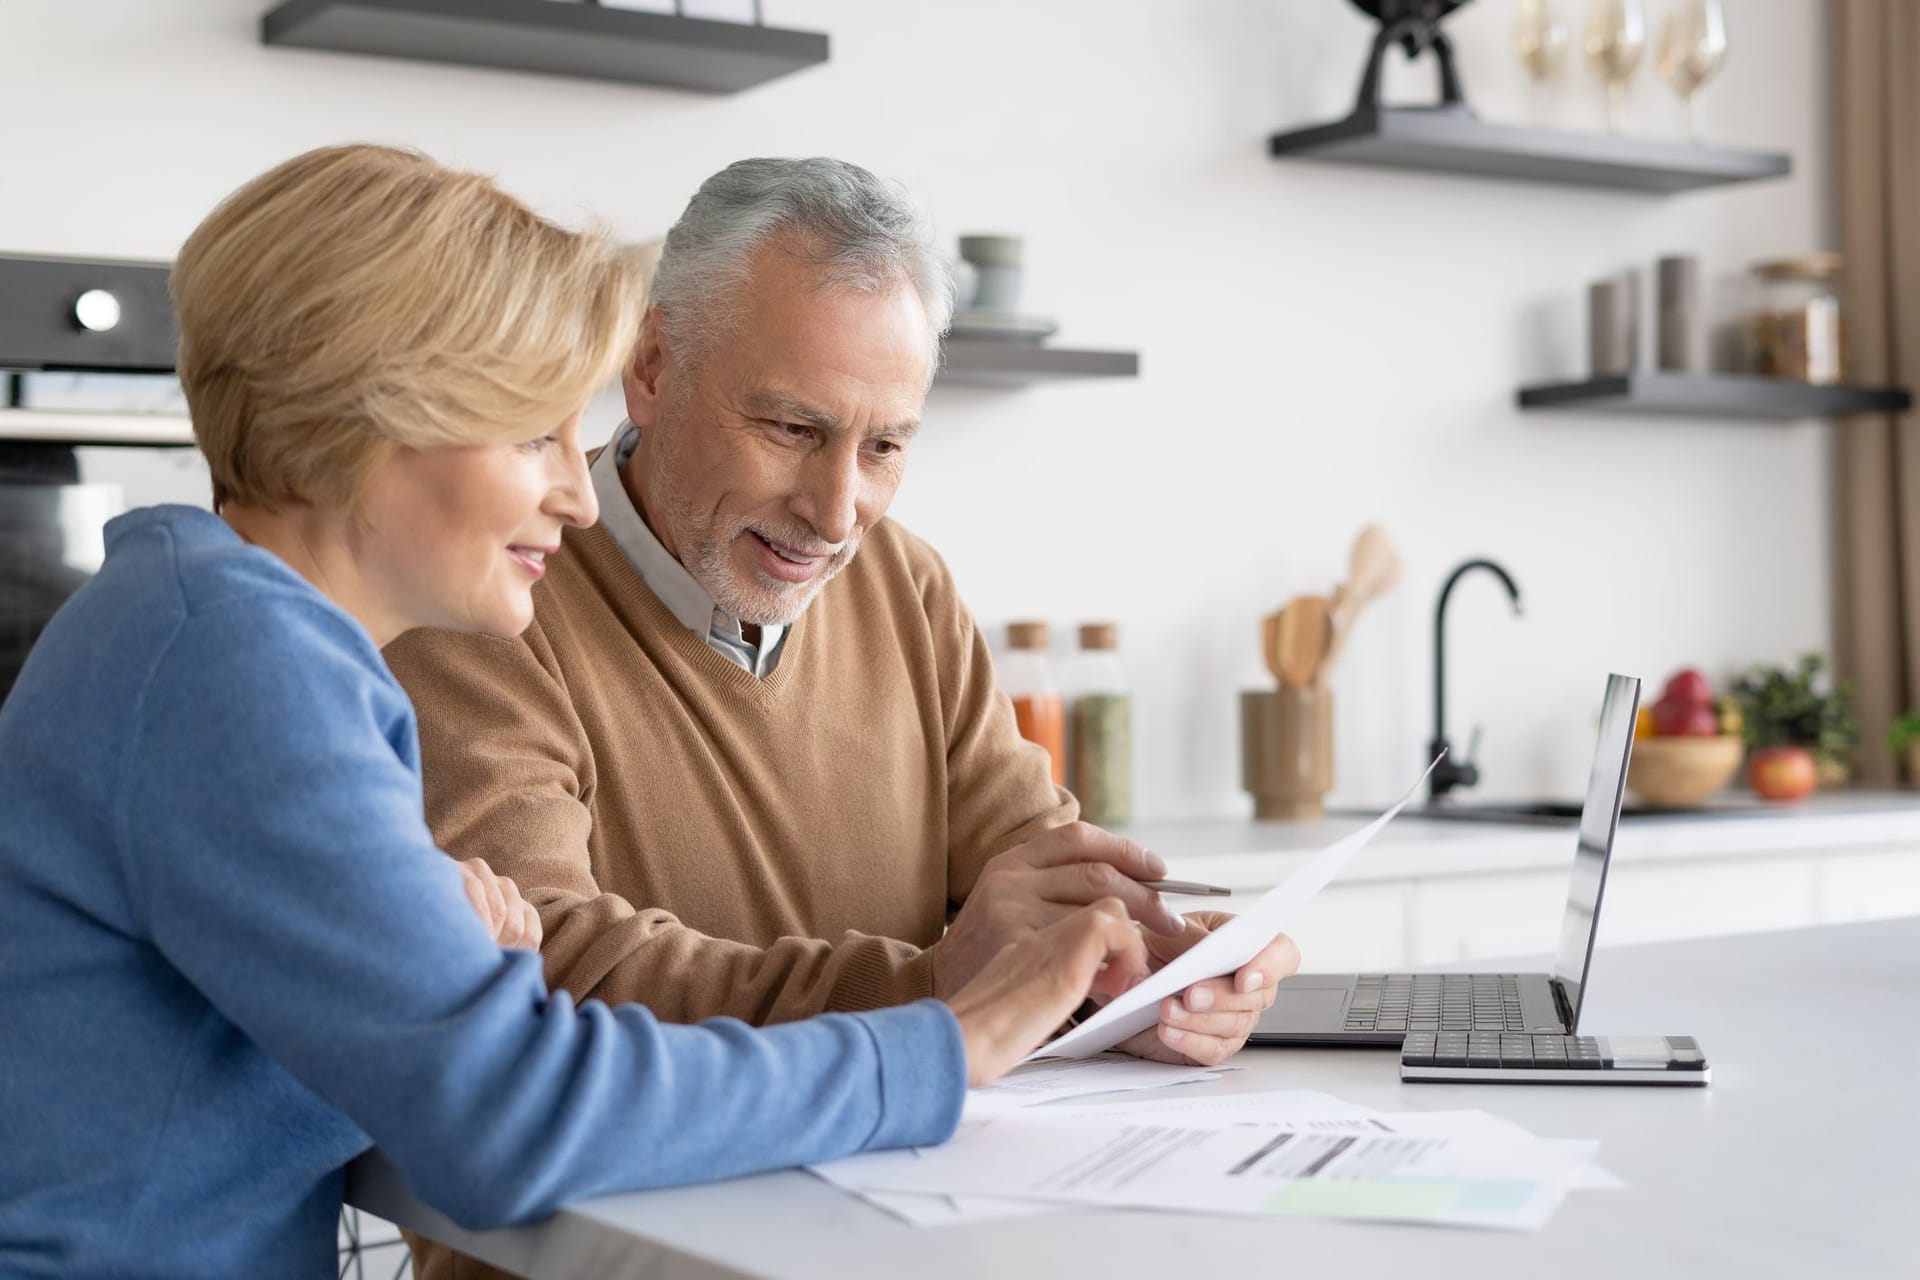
[
  {"x1": 1748, "y1": 254, "x2": 1845, "y2": 384},
  {"x1": 1002, "y1": 621, "x2": 1065, "y2": 786},
  {"x1": 1066, "y1": 623, "x2": 1132, "y2": 826}
]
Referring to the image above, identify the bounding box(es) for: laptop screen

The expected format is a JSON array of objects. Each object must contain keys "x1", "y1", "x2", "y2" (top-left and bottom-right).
[{"x1": 1549, "y1": 673, "x2": 1642, "y2": 1030}]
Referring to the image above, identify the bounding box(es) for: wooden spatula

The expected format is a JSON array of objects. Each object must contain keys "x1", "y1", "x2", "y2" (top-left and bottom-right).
[{"x1": 1274, "y1": 595, "x2": 1332, "y2": 690}]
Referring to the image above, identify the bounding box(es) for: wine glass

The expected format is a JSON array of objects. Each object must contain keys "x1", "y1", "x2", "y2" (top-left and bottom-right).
[
  {"x1": 1584, "y1": 0, "x2": 1647, "y2": 134},
  {"x1": 1513, "y1": 0, "x2": 1569, "y2": 120},
  {"x1": 1657, "y1": 0, "x2": 1729, "y2": 141}
]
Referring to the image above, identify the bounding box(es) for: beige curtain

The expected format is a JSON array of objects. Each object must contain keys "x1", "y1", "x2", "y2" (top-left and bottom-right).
[{"x1": 1831, "y1": 0, "x2": 1920, "y2": 785}]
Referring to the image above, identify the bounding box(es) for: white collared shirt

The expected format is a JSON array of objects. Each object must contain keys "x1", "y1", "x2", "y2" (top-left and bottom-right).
[{"x1": 590, "y1": 420, "x2": 787, "y2": 678}]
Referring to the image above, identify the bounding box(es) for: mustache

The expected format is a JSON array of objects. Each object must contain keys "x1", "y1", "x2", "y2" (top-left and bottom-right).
[{"x1": 743, "y1": 523, "x2": 848, "y2": 560}]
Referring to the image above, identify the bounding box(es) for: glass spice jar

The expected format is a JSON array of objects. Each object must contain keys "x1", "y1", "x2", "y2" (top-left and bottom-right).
[
  {"x1": 1002, "y1": 621, "x2": 1066, "y2": 787},
  {"x1": 1748, "y1": 254, "x2": 1845, "y2": 385},
  {"x1": 1066, "y1": 623, "x2": 1132, "y2": 826}
]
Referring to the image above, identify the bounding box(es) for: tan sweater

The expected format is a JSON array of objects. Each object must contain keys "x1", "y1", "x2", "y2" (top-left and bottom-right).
[
  {"x1": 383, "y1": 516, "x2": 1074, "y2": 1026},
  {"x1": 389, "y1": 515, "x2": 1073, "y2": 1280}
]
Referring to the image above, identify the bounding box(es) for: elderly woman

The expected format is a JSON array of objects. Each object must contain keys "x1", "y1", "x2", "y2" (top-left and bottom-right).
[{"x1": 0, "y1": 145, "x2": 1147, "y2": 1279}]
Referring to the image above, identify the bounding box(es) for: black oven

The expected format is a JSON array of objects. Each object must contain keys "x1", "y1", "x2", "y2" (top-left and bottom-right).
[{"x1": 0, "y1": 253, "x2": 186, "y2": 703}]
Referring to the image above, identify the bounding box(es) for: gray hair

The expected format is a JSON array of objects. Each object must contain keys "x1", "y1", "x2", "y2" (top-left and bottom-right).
[{"x1": 647, "y1": 157, "x2": 954, "y2": 378}]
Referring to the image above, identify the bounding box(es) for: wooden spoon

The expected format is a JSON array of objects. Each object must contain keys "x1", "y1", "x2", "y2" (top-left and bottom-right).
[
  {"x1": 1347, "y1": 524, "x2": 1400, "y2": 604},
  {"x1": 1261, "y1": 610, "x2": 1287, "y2": 684},
  {"x1": 1323, "y1": 525, "x2": 1403, "y2": 675},
  {"x1": 1274, "y1": 595, "x2": 1332, "y2": 690}
]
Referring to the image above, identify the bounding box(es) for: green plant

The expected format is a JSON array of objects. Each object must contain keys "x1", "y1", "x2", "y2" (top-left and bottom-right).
[
  {"x1": 1888, "y1": 711, "x2": 1920, "y2": 762},
  {"x1": 1729, "y1": 653, "x2": 1858, "y2": 766}
]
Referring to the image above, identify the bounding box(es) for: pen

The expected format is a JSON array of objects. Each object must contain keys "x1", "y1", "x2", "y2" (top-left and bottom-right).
[{"x1": 1140, "y1": 879, "x2": 1233, "y2": 897}]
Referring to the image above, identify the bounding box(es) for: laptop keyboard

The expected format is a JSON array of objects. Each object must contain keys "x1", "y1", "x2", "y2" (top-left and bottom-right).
[{"x1": 1343, "y1": 974, "x2": 1524, "y2": 1033}]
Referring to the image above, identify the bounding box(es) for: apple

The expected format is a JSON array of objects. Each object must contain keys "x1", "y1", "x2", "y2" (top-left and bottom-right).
[
  {"x1": 1747, "y1": 745, "x2": 1817, "y2": 801},
  {"x1": 1662, "y1": 668, "x2": 1714, "y2": 709},
  {"x1": 1652, "y1": 695, "x2": 1720, "y2": 737}
]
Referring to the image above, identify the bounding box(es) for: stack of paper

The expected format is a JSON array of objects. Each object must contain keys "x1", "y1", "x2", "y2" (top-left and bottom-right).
[
  {"x1": 812, "y1": 1085, "x2": 1619, "y2": 1232},
  {"x1": 837, "y1": 1055, "x2": 1234, "y2": 1227},
  {"x1": 961, "y1": 1053, "x2": 1229, "y2": 1120}
]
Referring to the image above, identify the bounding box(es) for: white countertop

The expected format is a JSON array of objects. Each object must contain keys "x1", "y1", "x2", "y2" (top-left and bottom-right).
[
  {"x1": 1117, "y1": 791, "x2": 1920, "y2": 889},
  {"x1": 351, "y1": 917, "x2": 1919, "y2": 1280}
]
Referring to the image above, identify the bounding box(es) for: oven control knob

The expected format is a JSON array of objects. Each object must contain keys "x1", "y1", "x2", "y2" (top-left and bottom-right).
[{"x1": 73, "y1": 289, "x2": 122, "y2": 333}]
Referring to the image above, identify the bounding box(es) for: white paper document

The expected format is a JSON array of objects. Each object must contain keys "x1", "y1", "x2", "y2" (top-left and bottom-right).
[
  {"x1": 816, "y1": 1105, "x2": 1592, "y2": 1232},
  {"x1": 814, "y1": 1088, "x2": 1618, "y2": 1230},
  {"x1": 812, "y1": 1125, "x2": 1081, "y2": 1226},
  {"x1": 852, "y1": 1190, "x2": 1067, "y2": 1227},
  {"x1": 1046, "y1": 1091, "x2": 1626, "y2": 1192},
  {"x1": 963, "y1": 1054, "x2": 1227, "y2": 1120},
  {"x1": 820, "y1": 1061, "x2": 1230, "y2": 1227},
  {"x1": 1042, "y1": 1088, "x2": 1378, "y2": 1124},
  {"x1": 1027, "y1": 755, "x2": 1444, "y2": 1060}
]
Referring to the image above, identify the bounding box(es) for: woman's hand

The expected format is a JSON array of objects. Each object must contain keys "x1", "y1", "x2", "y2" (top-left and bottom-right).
[
  {"x1": 943, "y1": 898, "x2": 1150, "y2": 1087},
  {"x1": 458, "y1": 858, "x2": 543, "y2": 951}
]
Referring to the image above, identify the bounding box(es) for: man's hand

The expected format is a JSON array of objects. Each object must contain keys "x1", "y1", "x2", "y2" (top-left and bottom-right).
[
  {"x1": 1115, "y1": 912, "x2": 1300, "y2": 1067},
  {"x1": 458, "y1": 857, "x2": 543, "y2": 951},
  {"x1": 931, "y1": 823, "x2": 1187, "y2": 999}
]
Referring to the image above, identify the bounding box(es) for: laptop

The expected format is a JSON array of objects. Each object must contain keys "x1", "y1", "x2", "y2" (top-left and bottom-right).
[{"x1": 1251, "y1": 672, "x2": 1640, "y2": 1046}]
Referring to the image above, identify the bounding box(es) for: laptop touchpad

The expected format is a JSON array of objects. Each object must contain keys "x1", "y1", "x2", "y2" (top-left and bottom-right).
[{"x1": 1264, "y1": 987, "x2": 1349, "y2": 1028}]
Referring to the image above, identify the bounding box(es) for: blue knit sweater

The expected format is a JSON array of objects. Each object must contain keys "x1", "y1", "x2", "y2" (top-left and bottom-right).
[{"x1": 0, "y1": 505, "x2": 963, "y2": 1278}]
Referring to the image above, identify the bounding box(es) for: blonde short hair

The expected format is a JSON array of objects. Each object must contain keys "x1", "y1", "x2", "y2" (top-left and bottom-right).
[{"x1": 173, "y1": 144, "x2": 641, "y2": 511}]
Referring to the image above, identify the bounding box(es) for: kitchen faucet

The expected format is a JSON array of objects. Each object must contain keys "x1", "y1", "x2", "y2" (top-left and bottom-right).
[{"x1": 1429, "y1": 558, "x2": 1523, "y2": 802}]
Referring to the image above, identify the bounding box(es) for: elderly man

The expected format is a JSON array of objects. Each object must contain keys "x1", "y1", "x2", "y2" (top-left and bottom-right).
[{"x1": 386, "y1": 156, "x2": 1296, "y2": 1141}]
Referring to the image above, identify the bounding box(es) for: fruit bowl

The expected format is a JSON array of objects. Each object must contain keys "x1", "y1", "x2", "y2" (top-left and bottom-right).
[{"x1": 1626, "y1": 735, "x2": 1744, "y2": 808}]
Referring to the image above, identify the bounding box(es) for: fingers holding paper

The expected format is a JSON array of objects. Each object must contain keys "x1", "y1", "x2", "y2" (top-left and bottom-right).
[
  {"x1": 1022, "y1": 762, "x2": 1431, "y2": 1064},
  {"x1": 945, "y1": 898, "x2": 1151, "y2": 1087},
  {"x1": 1118, "y1": 913, "x2": 1301, "y2": 1066}
]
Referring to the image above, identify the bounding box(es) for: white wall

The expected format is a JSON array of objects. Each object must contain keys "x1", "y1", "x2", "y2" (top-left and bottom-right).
[{"x1": 1, "y1": 0, "x2": 1836, "y2": 818}]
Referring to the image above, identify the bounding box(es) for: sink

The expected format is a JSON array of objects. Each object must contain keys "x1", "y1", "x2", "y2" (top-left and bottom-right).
[
  {"x1": 1407, "y1": 801, "x2": 1584, "y2": 826},
  {"x1": 1333, "y1": 797, "x2": 1775, "y2": 827}
]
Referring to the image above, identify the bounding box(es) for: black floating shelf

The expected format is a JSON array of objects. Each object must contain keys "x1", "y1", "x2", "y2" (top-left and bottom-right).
[
  {"x1": 937, "y1": 340, "x2": 1139, "y2": 388},
  {"x1": 1269, "y1": 108, "x2": 1790, "y2": 193},
  {"x1": 1517, "y1": 373, "x2": 1911, "y2": 420},
  {"x1": 261, "y1": 0, "x2": 829, "y2": 94}
]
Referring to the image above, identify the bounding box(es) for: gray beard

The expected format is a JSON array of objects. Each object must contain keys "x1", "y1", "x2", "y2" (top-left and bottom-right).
[
  {"x1": 683, "y1": 521, "x2": 859, "y2": 627},
  {"x1": 643, "y1": 402, "x2": 857, "y2": 627}
]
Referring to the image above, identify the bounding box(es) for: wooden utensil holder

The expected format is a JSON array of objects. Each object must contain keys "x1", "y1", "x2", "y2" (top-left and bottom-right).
[{"x1": 1241, "y1": 687, "x2": 1334, "y2": 820}]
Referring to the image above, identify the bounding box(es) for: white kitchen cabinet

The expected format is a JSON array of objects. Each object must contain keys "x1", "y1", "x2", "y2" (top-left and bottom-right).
[
  {"x1": 1594, "y1": 856, "x2": 1820, "y2": 947},
  {"x1": 1818, "y1": 844, "x2": 1920, "y2": 923},
  {"x1": 1206, "y1": 883, "x2": 1409, "y2": 972},
  {"x1": 1413, "y1": 870, "x2": 1569, "y2": 965},
  {"x1": 1284, "y1": 882, "x2": 1412, "y2": 972},
  {"x1": 1138, "y1": 798, "x2": 1920, "y2": 978}
]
